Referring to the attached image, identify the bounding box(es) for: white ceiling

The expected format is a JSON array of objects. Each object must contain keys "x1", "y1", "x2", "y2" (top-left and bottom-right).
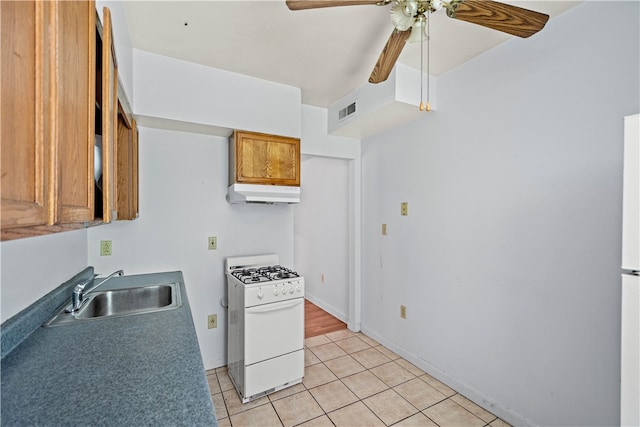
[{"x1": 123, "y1": 0, "x2": 579, "y2": 108}]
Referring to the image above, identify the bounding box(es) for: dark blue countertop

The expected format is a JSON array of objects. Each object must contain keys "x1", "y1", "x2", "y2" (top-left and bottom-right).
[{"x1": 1, "y1": 269, "x2": 217, "y2": 426}]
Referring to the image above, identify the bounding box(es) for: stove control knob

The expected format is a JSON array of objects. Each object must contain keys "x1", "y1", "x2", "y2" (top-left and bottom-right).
[
  {"x1": 274, "y1": 288, "x2": 280, "y2": 296},
  {"x1": 257, "y1": 289, "x2": 264, "y2": 299},
  {"x1": 288, "y1": 286, "x2": 294, "y2": 294},
  {"x1": 296, "y1": 285, "x2": 302, "y2": 293}
]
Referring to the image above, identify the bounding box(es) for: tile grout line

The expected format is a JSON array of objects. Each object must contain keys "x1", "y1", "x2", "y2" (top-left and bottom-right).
[
  {"x1": 211, "y1": 331, "x2": 508, "y2": 427},
  {"x1": 327, "y1": 354, "x2": 442, "y2": 426},
  {"x1": 305, "y1": 334, "x2": 435, "y2": 426}
]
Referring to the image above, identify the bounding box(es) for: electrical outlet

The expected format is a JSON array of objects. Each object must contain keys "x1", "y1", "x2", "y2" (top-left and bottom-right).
[
  {"x1": 208, "y1": 236, "x2": 217, "y2": 250},
  {"x1": 401, "y1": 202, "x2": 408, "y2": 216},
  {"x1": 100, "y1": 240, "x2": 112, "y2": 256},
  {"x1": 400, "y1": 305, "x2": 407, "y2": 319},
  {"x1": 208, "y1": 314, "x2": 217, "y2": 329},
  {"x1": 382, "y1": 224, "x2": 387, "y2": 235}
]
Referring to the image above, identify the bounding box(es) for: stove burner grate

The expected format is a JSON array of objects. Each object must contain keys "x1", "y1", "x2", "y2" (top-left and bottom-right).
[{"x1": 231, "y1": 265, "x2": 299, "y2": 284}]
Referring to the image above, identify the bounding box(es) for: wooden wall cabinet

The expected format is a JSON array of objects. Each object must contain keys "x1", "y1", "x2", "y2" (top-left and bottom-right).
[
  {"x1": 0, "y1": 1, "x2": 130, "y2": 241},
  {"x1": 229, "y1": 130, "x2": 301, "y2": 187}
]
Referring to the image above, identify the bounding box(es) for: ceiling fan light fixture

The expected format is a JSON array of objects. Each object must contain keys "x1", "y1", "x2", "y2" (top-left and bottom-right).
[
  {"x1": 403, "y1": 0, "x2": 418, "y2": 16},
  {"x1": 430, "y1": 0, "x2": 443, "y2": 11},
  {"x1": 390, "y1": 1, "x2": 417, "y2": 31},
  {"x1": 407, "y1": 14, "x2": 427, "y2": 43}
]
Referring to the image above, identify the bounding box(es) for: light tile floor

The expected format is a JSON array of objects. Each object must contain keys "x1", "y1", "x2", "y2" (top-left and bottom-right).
[{"x1": 207, "y1": 329, "x2": 511, "y2": 427}]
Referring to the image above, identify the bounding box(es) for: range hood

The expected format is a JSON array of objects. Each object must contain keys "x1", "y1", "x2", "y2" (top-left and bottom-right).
[{"x1": 227, "y1": 183, "x2": 300, "y2": 204}]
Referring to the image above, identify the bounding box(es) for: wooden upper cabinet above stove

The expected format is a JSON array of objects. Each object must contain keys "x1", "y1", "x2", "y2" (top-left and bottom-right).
[{"x1": 229, "y1": 130, "x2": 300, "y2": 187}]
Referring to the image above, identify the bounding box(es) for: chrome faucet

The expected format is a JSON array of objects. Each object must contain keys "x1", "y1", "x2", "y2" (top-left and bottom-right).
[{"x1": 66, "y1": 269, "x2": 124, "y2": 313}]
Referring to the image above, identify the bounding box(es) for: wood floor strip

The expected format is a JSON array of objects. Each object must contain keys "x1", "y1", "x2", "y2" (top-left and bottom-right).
[{"x1": 305, "y1": 299, "x2": 346, "y2": 338}]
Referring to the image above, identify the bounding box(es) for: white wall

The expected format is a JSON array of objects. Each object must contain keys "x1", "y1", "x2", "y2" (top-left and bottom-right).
[
  {"x1": 1, "y1": 229, "x2": 88, "y2": 322},
  {"x1": 133, "y1": 49, "x2": 301, "y2": 138},
  {"x1": 360, "y1": 2, "x2": 639, "y2": 426},
  {"x1": 86, "y1": 127, "x2": 294, "y2": 369},
  {"x1": 301, "y1": 105, "x2": 360, "y2": 159},
  {"x1": 294, "y1": 156, "x2": 350, "y2": 321}
]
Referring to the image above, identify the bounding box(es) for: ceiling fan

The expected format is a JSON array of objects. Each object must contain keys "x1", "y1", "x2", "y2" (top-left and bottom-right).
[{"x1": 286, "y1": 0, "x2": 549, "y2": 84}]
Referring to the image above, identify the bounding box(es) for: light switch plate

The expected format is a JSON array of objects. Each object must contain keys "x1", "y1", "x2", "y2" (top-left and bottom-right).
[
  {"x1": 208, "y1": 314, "x2": 217, "y2": 329},
  {"x1": 208, "y1": 236, "x2": 217, "y2": 250},
  {"x1": 100, "y1": 240, "x2": 112, "y2": 256}
]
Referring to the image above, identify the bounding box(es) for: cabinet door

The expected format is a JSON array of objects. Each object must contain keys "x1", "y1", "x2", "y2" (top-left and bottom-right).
[
  {"x1": 100, "y1": 6, "x2": 118, "y2": 223},
  {"x1": 56, "y1": 0, "x2": 95, "y2": 223},
  {"x1": 116, "y1": 105, "x2": 139, "y2": 220},
  {"x1": 233, "y1": 131, "x2": 300, "y2": 186},
  {"x1": 132, "y1": 119, "x2": 139, "y2": 217},
  {"x1": 1, "y1": 1, "x2": 55, "y2": 228}
]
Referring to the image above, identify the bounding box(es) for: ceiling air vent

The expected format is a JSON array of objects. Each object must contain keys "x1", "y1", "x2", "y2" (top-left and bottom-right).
[{"x1": 338, "y1": 101, "x2": 356, "y2": 121}]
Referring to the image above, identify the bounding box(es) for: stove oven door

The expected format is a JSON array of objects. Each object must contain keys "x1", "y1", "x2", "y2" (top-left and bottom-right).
[
  {"x1": 245, "y1": 298, "x2": 304, "y2": 365},
  {"x1": 244, "y1": 297, "x2": 305, "y2": 399}
]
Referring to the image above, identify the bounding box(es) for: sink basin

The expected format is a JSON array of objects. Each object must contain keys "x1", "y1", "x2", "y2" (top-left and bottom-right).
[
  {"x1": 77, "y1": 284, "x2": 176, "y2": 318},
  {"x1": 45, "y1": 283, "x2": 182, "y2": 327}
]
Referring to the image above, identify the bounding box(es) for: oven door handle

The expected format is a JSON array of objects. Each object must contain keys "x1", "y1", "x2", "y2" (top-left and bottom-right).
[{"x1": 246, "y1": 299, "x2": 302, "y2": 314}]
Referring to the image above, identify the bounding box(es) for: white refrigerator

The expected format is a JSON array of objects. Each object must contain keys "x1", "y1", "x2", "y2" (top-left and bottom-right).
[{"x1": 621, "y1": 113, "x2": 639, "y2": 427}]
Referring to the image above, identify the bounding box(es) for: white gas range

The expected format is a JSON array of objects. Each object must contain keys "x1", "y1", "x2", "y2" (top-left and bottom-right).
[{"x1": 225, "y1": 254, "x2": 305, "y2": 403}]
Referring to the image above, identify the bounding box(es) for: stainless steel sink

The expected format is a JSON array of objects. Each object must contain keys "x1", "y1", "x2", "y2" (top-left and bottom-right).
[{"x1": 45, "y1": 283, "x2": 182, "y2": 327}]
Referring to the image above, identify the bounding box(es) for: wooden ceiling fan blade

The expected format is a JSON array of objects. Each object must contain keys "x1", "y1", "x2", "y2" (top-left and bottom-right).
[
  {"x1": 286, "y1": 0, "x2": 381, "y2": 11},
  {"x1": 369, "y1": 29, "x2": 410, "y2": 84},
  {"x1": 448, "y1": 0, "x2": 549, "y2": 38}
]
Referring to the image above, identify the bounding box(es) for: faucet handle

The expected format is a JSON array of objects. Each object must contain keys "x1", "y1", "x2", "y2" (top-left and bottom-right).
[
  {"x1": 66, "y1": 274, "x2": 99, "y2": 313},
  {"x1": 74, "y1": 273, "x2": 99, "y2": 292}
]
